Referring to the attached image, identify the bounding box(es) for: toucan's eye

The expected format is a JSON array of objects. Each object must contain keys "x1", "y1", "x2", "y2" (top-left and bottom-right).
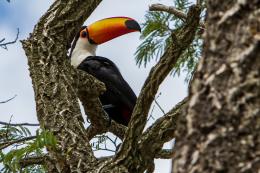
[{"x1": 81, "y1": 31, "x2": 87, "y2": 38}]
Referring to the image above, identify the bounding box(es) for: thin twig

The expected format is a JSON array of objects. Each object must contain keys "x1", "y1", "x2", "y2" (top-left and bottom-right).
[
  {"x1": 154, "y1": 99, "x2": 165, "y2": 114},
  {"x1": 0, "y1": 136, "x2": 36, "y2": 150},
  {"x1": 19, "y1": 155, "x2": 47, "y2": 167},
  {"x1": 93, "y1": 148, "x2": 116, "y2": 153},
  {"x1": 154, "y1": 93, "x2": 166, "y2": 115},
  {"x1": 0, "y1": 28, "x2": 19, "y2": 50},
  {"x1": 0, "y1": 121, "x2": 39, "y2": 126},
  {"x1": 106, "y1": 136, "x2": 118, "y2": 149},
  {"x1": 147, "y1": 105, "x2": 156, "y2": 122},
  {"x1": 0, "y1": 95, "x2": 17, "y2": 104}
]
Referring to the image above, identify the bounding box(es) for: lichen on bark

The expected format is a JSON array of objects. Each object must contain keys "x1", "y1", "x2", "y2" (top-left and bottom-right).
[{"x1": 172, "y1": 0, "x2": 260, "y2": 172}]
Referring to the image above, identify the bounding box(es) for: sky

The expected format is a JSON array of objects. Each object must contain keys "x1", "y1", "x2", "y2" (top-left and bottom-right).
[{"x1": 0, "y1": 0, "x2": 188, "y2": 172}]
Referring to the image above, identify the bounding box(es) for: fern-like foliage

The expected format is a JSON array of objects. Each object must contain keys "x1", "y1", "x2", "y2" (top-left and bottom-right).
[
  {"x1": 0, "y1": 125, "x2": 31, "y2": 142},
  {"x1": 135, "y1": 0, "x2": 203, "y2": 81},
  {"x1": 0, "y1": 127, "x2": 56, "y2": 173}
]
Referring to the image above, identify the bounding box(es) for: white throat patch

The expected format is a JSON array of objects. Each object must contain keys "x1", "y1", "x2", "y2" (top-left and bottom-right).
[{"x1": 70, "y1": 38, "x2": 97, "y2": 68}]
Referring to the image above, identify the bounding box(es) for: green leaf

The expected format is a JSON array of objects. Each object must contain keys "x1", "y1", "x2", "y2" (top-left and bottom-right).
[
  {"x1": 1, "y1": 129, "x2": 56, "y2": 172},
  {"x1": 135, "y1": 0, "x2": 203, "y2": 82}
]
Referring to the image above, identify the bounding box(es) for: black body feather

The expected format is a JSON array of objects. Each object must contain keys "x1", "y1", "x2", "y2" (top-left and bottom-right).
[{"x1": 78, "y1": 56, "x2": 137, "y2": 126}]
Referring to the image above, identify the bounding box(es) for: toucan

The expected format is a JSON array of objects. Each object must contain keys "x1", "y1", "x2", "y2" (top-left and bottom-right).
[{"x1": 69, "y1": 17, "x2": 141, "y2": 126}]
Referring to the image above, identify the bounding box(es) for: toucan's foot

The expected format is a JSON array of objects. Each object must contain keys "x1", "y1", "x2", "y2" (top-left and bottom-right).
[
  {"x1": 86, "y1": 117, "x2": 91, "y2": 123},
  {"x1": 102, "y1": 104, "x2": 114, "y2": 109},
  {"x1": 102, "y1": 104, "x2": 114, "y2": 127},
  {"x1": 102, "y1": 109, "x2": 111, "y2": 127}
]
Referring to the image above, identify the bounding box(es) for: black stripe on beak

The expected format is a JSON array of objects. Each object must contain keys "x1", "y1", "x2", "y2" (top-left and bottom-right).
[{"x1": 125, "y1": 20, "x2": 141, "y2": 32}]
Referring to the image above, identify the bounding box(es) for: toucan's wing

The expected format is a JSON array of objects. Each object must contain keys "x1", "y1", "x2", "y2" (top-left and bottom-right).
[{"x1": 78, "y1": 56, "x2": 137, "y2": 110}]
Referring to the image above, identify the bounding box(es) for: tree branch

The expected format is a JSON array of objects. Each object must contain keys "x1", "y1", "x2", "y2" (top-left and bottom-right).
[
  {"x1": 173, "y1": 0, "x2": 260, "y2": 171},
  {"x1": 0, "y1": 95, "x2": 17, "y2": 104},
  {"x1": 139, "y1": 97, "x2": 188, "y2": 159},
  {"x1": 0, "y1": 136, "x2": 36, "y2": 150},
  {"x1": 149, "y1": 4, "x2": 187, "y2": 21},
  {"x1": 0, "y1": 28, "x2": 19, "y2": 50},
  {"x1": 112, "y1": 5, "x2": 201, "y2": 172},
  {"x1": 155, "y1": 149, "x2": 175, "y2": 159},
  {"x1": 19, "y1": 155, "x2": 47, "y2": 168},
  {"x1": 21, "y1": 0, "x2": 102, "y2": 171},
  {"x1": 0, "y1": 121, "x2": 39, "y2": 126},
  {"x1": 149, "y1": 3, "x2": 205, "y2": 29},
  {"x1": 76, "y1": 71, "x2": 127, "y2": 140},
  {"x1": 86, "y1": 121, "x2": 126, "y2": 140}
]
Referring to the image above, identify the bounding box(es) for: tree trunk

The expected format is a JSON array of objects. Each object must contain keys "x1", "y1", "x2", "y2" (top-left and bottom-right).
[
  {"x1": 22, "y1": 1, "x2": 102, "y2": 172},
  {"x1": 20, "y1": 1, "x2": 201, "y2": 172},
  {"x1": 20, "y1": 0, "x2": 260, "y2": 172},
  {"x1": 172, "y1": 0, "x2": 260, "y2": 172}
]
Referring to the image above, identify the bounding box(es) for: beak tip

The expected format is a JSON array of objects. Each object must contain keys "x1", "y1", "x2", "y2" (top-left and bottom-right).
[{"x1": 125, "y1": 19, "x2": 141, "y2": 32}]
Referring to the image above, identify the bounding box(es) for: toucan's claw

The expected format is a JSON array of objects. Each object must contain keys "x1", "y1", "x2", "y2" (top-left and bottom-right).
[
  {"x1": 102, "y1": 104, "x2": 115, "y2": 110},
  {"x1": 86, "y1": 117, "x2": 91, "y2": 123},
  {"x1": 102, "y1": 109, "x2": 112, "y2": 127}
]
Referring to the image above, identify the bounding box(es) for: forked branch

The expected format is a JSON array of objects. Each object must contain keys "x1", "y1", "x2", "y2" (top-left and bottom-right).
[{"x1": 110, "y1": 5, "x2": 201, "y2": 172}]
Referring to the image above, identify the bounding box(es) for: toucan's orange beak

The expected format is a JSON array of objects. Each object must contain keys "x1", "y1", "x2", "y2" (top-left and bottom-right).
[{"x1": 86, "y1": 17, "x2": 141, "y2": 44}]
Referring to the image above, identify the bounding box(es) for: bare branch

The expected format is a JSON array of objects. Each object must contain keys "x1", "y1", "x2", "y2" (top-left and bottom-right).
[
  {"x1": 0, "y1": 136, "x2": 36, "y2": 150},
  {"x1": 76, "y1": 71, "x2": 106, "y2": 127},
  {"x1": 154, "y1": 93, "x2": 166, "y2": 115},
  {"x1": 97, "y1": 155, "x2": 113, "y2": 162},
  {"x1": 149, "y1": 3, "x2": 205, "y2": 29},
  {"x1": 149, "y1": 4, "x2": 187, "y2": 21},
  {"x1": 86, "y1": 121, "x2": 126, "y2": 141},
  {"x1": 91, "y1": 135, "x2": 118, "y2": 153},
  {"x1": 141, "y1": 97, "x2": 187, "y2": 141},
  {"x1": 0, "y1": 28, "x2": 19, "y2": 50},
  {"x1": 0, "y1": 95, "x2": 17, "y2": 104},
  {"x1": 110, "y1": 5, "x2": 201, "y2": 172},
  {"x1": 155, "y1": 149, "x2": 175, "y2": 159},
  {"x1": 21, "y1": 0, "x2": 102, "y2": 171},
  {"x1": 93, "y1": 148, "x2": 115, "y2": 153},
  {"x1": 0, "y1": 121, "x2": 39, "y2": 126},
  {"x1": 138, "y1": 97, "x2": 188, "y2": 160},
  {"x1": 108, "y1": 123, "x2": 126, "y2": 140},
  {"x1": 76, "y1": 71, "x2": 127, "y2": 140},
  {"x1": 19, "y1": 155, "x2": 47, "y2": 168}
]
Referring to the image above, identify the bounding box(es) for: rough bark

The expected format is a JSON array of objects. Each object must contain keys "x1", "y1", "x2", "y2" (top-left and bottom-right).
[
  {"x1": 172, "y1": 0, "x2": 260, "y2": 172},
  {"x1": 22, "y1": 0, "x2": 102, "y2": 172},
  {"x1": 19, "y1": 0, "x2": 204, "y2": 172},
  {"x1": 103, "y1": 6, "x2": 201, "y2": 173}
]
